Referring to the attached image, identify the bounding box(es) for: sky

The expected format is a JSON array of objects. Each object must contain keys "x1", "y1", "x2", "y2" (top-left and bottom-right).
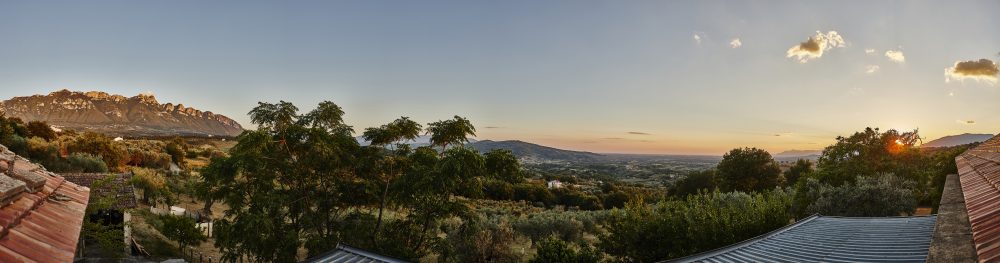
[{"x1": 1, "y1": 1, "x2": 998, "y2": 155}]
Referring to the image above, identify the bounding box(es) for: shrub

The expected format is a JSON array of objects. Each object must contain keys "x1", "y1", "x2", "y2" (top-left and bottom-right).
[
  {"x1": 67, "y1": 153, "x2": 110, "y2": 173},
  {"x1": 805, "y1": 174, "x2": 916, "y2": 217},
  {"x1": 530, "y1": 235, "x2": 600, "y2": 263},
  {"x1": 600, "y1": 189, "x2": 793, "y2": 262}
]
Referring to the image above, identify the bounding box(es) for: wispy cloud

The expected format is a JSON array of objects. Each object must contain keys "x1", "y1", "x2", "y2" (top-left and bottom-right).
[
  {"x1": 602, "y1": 137, "x2": 625, "y2": 140},
  {"x1": 865, "y1": 48, "x2": 876, "y2": 55},
  {"x1": 956, "y1": 120, "x2": 976, "y2": 125},
  {"x1": 693, "y1": 33, "x2": 703, "y2": 44},
  {"x1": 865, "y1": 65, "x2": 880, "y2": 74},
  {"x1": 945, "y1": 58, "x2": 999, "y2": 84},
  {"x1": 730, "y1": 38, "x2": 742, "y2": 48},
  {"x1": 885, "y1": 50, "x2": 905, "y2": 63},
  {"x1": 786, "y1": 31, "x2": 846, "y2": 63},
  {"x1": 483, "y1": 126, "x2": 502, "y2": 129},
  {"x1": 627, "y1": 131, "x2": 651, "y2": 135}
]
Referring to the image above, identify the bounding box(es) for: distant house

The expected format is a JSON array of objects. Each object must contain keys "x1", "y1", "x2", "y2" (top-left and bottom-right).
[
  {"x1": 302, "y1": 243, "x2": 409, "y2": 263},
  {"x1": 547, "y1": 180, "x2": 563, "y2": 189}
]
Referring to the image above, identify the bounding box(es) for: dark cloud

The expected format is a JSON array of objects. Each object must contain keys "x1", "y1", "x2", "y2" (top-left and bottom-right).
[
  {"x1": 946, "y1": 59, "x2": 999, "y2": 83},
  {"x1": 627, "y1": 131, "x2": 651, "y2": 135},
  {"x1": 483, "y1": 126, "x2": 502, "y2": 129}
]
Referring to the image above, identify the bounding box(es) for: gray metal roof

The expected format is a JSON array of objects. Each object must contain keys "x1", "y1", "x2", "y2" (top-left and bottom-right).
[
  {"x1": 303, "y1": 244, "x2": 410, "y2": 263},
  {"x1": 667, "y1": 215, "x2": 938, "y2": 263}
]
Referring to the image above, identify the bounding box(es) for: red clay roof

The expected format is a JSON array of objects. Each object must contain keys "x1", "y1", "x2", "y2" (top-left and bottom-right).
[
  {"x1": 956, "y1": 133, "x2": 1000, "y2": 262},
  {"x1": 0, "y1": 148, "x2": 90, "y2": 263}
]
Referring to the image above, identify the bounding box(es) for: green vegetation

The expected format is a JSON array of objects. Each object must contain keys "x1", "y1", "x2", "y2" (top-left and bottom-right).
[
  {"x1": 157, "y1": 214, "x2": 208, "y2": 254},
  {"x1": 600, "y1": 189, "x2": 793, "y2": 262},
  {"x1": 716, "y1": 147, "x2": 782, "y2": 192}
]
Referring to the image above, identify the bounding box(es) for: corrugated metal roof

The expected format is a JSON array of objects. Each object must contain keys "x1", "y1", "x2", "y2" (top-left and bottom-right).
[
  {"x1": 0, "y1": 146, "x2": 90, "y2": 262},
  {"x1": 667, "y1": 215, "x2": 938, "y2": 263},
  {"x1": 956, "y1": 133, "x2": 1000, "y2": 262},
  {"x1": 303, "y1": 244, "x2": 410, "y2": 263}
]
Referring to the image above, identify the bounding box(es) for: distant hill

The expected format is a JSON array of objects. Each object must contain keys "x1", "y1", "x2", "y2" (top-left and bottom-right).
[
  {"x1": 0, "y1": 90, "x2": 243, "y2": 137},
  {"x1": 467, "y1": 140, "x2": 604, "y2": 163},
  {"x1": 355, "y1": 135, "x2": 477, "y2": 147},
  {"x1": 774, "y1": 149, "x2": 822, "y2": 162},
  {"x1": 922, "y1": 133, "x2": 994, "y2": 148}
]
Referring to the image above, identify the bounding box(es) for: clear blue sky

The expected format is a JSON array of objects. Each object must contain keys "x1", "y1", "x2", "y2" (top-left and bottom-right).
[{"x1": 1, "y1": 1, "x2": 998, "y2": 154}]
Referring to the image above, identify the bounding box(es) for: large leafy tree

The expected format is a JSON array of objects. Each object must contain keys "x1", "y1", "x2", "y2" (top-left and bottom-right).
[
  {"x1": 815, "y1": 127, "x2": 922, "y2": 185},
  {"x1": 716, "y1": 147, "x2": 781, "y2": 192},
  {"x1": 426, "y1": 115, "x2": 476, "y2": 151},
  {"x1": 783, "y1": 159, "x2": 813, "y2": 186},
  {"x1": 211, "y1": 101, "x2": 359, "y2": 262},
  {"x1": 360, "y1": 117, "x2": 423, "y2": 248}
]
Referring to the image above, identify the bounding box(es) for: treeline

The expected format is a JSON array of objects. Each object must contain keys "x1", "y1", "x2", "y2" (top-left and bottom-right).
[{"x1": 607, "y1": 128, "x2": 973, "y2": 261}]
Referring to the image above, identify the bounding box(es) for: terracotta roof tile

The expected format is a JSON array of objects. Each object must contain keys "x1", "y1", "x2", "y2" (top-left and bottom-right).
[
  {"x1": 956, "y1": 133, "x2": 1000, "y2": 262},
  {"x1": 0, "y1": 145, "x2": 90, "y2": 262}
]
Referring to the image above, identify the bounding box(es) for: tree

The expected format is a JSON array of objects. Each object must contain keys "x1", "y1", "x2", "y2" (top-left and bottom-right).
[
  {"x1": 815, "y1": 127, "x2": 922, "y2": 185},
  {"x1": 805, "y1": 174, "x2": 917, "y2": 217},
  {"x1": 783, "y1": 159, "x2": 813, "y2": 186},
  {"x1": 25, "y1": 121, "x2": 56, "y2": 141},
  {"x1": 531, "y1": 236, "x2": 600, "y2": 263},
  {"x1": 360, "y1": 117, "x2": 423, "y2": 249},
  {"x1": 442, "y1": 218, "x2": 523, "y2": 263},
  {"x1": 211, "y1": 101, "x2": 359, "y2": 262},
  {"x1": 716, "y1": 147, "x2": 781, "y2": 192},
  {"x1": 158, "y1": 214, "x2": 207, "y2": 254},
  {"x1": 426, "y1": 115, "x2": 476, "y2": 151},
  {"x1": 484, "y1": 149, "x2": 523, "y2": 183},
  {"x1": 165, "y1": 137, "x2": 188, "y2": 167},
  {"x1": 131, "y1": 167, "x2": 167, "y2": 205},
  {"x1": 668, "y1": 170, "x2": 717, "y2": 197}
]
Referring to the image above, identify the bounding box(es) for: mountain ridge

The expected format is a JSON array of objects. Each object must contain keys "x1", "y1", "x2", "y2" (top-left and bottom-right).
[
  {"x1": 0, "y1": 89, "x2": 244, "y2": 137},
  {"x1": 922, "y1": 133, "x2": 994, "y2": 148}
]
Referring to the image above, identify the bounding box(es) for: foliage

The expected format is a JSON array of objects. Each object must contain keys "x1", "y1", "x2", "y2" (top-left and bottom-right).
[
  {"x1": 131, "y1": 167, "x2": 168, "y2": 205},
  {"x1": 67, "y1": 153, "x2": 110, "y2": 173},
  {"x1": 600, "y1": 189, "x2": 793, "y2": 262},
  {"x1": 485, "y1": 149, "x2": 524, "y2": 183},
  {"x1": 68, "y1": 132, "x2": 129, "y2": 171},
  {"x1": 440, "y1": 217, "x2": 524, "y2": 263},
  {"x1": 815, "y1": 128, "x2": 923, "y2": 185},
  {"x1": 81, "y1": 174, "x2": 125, "y2": 259},
  {"x1": 716, "y1": 147, "x2": 782, "y2": 192},
  {"x1": 783, "y1": 159, "x2": 813, "y2": 186},
  {"x1": 25, "y1": 121, "x2": 57, "y2": 141},
  {"x1": 668, "y1": 170, "x2": 717, "y2": 197},
  {"x1": 157, "y1": 214, "x2": 207, "y2": 253},
  {"x1": 165, "y1": 137, "x2": 189, "y2": 167},
  {"x1": 801, "y1": 174, "x2": 917, "y2": 217},
  {"x1": 426, "y1": 115, "x2": 476, "y2": 151},
  {"x1": 530, "y1": 235, "x2": 601, "y2": 263}
]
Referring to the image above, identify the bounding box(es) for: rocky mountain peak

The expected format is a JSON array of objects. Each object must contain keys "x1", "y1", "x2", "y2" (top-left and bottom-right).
[{"x1": 1, "y1": 90, "x2": 244, "y2": 137}]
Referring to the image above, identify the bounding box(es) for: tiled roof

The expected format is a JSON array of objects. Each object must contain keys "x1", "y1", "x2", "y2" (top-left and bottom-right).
[
  {"x1": 302, "y1": 244, "x2": 410, "y2": 263},
  {"x1": 667, "y1": 215, "x2": 938, "y2": 263},
  {"x1": 956, "y1": 133, "x2": 1000, "y2": 262},
  {"x1": 0, "y1": 145, "x2": 90, "y2": 263},
  {"x1": 62, "y1": 173, "x2": 136, "y2": 209}
]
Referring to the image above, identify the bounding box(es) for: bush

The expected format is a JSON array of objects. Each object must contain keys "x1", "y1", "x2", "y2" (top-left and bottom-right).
[
  {"x1": 600, "y1": 189, "x2": 793, "y2": 262},
  {"x1": 530, "y1": 235, "x2": 600, "y2": 263},
  {"x1": 804, "y1": 174, "x2": 916, "y2": 217},
  {"x1": 67, "y1": 153, "x2": 110, "y2": 173}
]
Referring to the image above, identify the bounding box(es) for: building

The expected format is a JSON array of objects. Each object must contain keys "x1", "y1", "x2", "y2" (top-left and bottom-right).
[
  {"x1": 547, "y1": 179, "x2": 563, "y2": 189},
  {"x1": 0, "y1": 144, "x2": 90, "y2": 262},
  {"x1": 951, "y1": 133, "x2": 1000, "y2": 262},
  {"x1": 668, "y1": 215, "x2": 937, "y2": 262},
  {"x1": 302, "y1": 243, "x2": 409, "y2": 263},
  {"x1": 63, "y1": 173, "x2": 138, "y2": 258}
]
